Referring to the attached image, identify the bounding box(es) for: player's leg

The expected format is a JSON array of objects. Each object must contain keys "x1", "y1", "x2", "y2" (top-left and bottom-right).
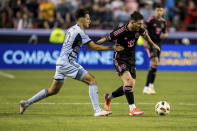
[
  {"x1": 143, "y1": 48, "x2": 159, "y2": 94},
  {"x1": 120, "y1": 71, "x2": 144, "y2": 116},
  {"x1": 19, "y1": 80, "x2": 64, "y2": 115},
  {"x1": 20, "y1": 65, "x2": 66, "y2": 115},
  {"x1": 82, "y1": 72, "x2": 111, "y2": 116},
  {"x1": 147, "y1": 57, "x2": 159, "y2": 94},
  {"x1": 143, "y1": 47, "x2": 152, "y2": 94},
  {"x1": 103, "y1": 59, "x2": 126, "y2": 111},
  {"x1": 104, "y1": 86, "x2": 124, "y2": 111}
]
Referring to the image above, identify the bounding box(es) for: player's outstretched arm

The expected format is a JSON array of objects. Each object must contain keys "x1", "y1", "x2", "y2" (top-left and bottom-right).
[
  {"x1": 142, "y1": 31, "x2": 160, "y2": 51},
  {"x1": 88, "y1": 41, "x2": 124, "y2": 51},
  {"x1": 96, "y1": 37, "x2": 108, "y2": 45}
]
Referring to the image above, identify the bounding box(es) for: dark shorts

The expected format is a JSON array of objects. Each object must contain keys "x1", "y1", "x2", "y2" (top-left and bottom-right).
[
  {"x1": 146, "y1": 48, "x2": 161, "y2": 60},
  {"x1": 113, "y1": 59, "x2": 136, "y2": 79}
]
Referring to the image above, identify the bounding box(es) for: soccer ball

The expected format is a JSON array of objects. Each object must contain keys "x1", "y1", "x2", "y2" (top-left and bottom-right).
[{"x1": 155, "y1": 101, "x2": 170, "y2": 115}]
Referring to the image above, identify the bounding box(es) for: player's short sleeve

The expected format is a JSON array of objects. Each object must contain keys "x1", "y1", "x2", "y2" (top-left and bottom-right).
[
  {"x1": 80, "y1": 31, "x2": 91, "y2": 45},
  {"x1": 105, "y1": 30, "x2": 117, "y2": 42},
  {"x1": 145, "y1": 17, "x2": 152, "y2": 28},
  {"x1": 139, "y1": 28, "x2": 146, "y2": 36},
  {"x1": 105, "y1": 26, "x2": 126, "y2": 41}
]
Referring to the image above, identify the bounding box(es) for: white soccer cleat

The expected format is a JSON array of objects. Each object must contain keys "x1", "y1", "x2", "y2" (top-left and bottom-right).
[
  {"x1": 149, "y1": 87, "x2": 156, "y2": 94},
  {"x1": 94, "y1": 109, "x2": 112, "y2": 117},
  {"x1": 143, "y1": 87, "x2": 151, "y2": 95},
  {"x1": 19, "y1": 100, "x2": 28, "y2": 115}
]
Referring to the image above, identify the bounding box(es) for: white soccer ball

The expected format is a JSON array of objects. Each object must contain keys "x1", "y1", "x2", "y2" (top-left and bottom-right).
[{"x1": 155, "y1": 101, "x2": 170, "y2": 115}]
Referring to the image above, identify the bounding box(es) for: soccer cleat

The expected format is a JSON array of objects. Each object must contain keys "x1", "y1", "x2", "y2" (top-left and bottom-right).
[
  {"x1": 129, "y1": 107, "x2": 144, "y2": 116},
  {"x1": 94, "y1": 109, "x2": 112, "y2": 117},
  {"x1": 149, "y1": 87, "x2": 156, "y2": 94},
  {"x1": 19, "y1": 100, "x2": 28, "y2": 115},
  {"x1": 143, "y1": 87, "x2": 151, "y2": 95},
  {"x1": 104, "y1": 93, "x2": 111, "y2": 111}
]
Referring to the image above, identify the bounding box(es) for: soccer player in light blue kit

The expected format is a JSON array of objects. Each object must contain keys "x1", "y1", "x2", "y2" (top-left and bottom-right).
[{"x1": 19, "y1": 9, "x2": 123, "y2": 117}]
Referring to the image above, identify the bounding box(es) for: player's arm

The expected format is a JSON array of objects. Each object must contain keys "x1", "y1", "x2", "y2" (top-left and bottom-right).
[
  {"x1": 87, "y1": 41, "x2": 124, "y2": 51},
  {"x1": 160, "y1": 21, "x2": 168, "y2": 39},
  {"x1": 160, "y1": 32, "x2": 168, "y2": 39},
  {"x1": 142, "y1": 30, "x2": 160, "y2": 51},
  {"x1": 96, "y1": 37, "x2": 108, "y2": 45},
  {"x1": 142, "y1": 36, "x2": 149, "y2": 49},
  {"x1": 96, "y1": 27, "x2": 119, "y2": 45}
]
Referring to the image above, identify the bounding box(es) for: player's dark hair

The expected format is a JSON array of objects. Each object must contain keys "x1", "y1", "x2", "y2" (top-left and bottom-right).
[
  {"x1": 154, "y1": 4, "x2": 163, "y2": 9},
  {"x1": 75, "y1": 9, "x2": 89, "y2": 20},
  {"x1": 130, "y1": 11, "x2": 143, "y2": 21}
]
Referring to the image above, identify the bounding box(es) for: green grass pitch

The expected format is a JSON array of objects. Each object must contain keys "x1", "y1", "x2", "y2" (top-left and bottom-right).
[{"x1": 0, "y1": 70, "x2": 197, "y2": 131}]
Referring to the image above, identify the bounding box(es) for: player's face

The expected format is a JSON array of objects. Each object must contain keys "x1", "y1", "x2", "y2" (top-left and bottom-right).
[
  {"x1": 130, "y1": 20, "x2": 143, "y2": 31},
  {"x1": 154, "y1": 8, "x2": 163, "y2": 18},
  {"x1": 83, "y1": 14, "x2": 91, "y2": 28}
]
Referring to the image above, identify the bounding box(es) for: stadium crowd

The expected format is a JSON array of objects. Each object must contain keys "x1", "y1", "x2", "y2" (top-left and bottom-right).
[{"x1": 0, "y1": 0, "x2": 197, "y2": 31}]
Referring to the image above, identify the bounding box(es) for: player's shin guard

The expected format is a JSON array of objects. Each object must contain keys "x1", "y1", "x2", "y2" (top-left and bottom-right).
[
  {"x1": 111, "y1": 86, "x2": 124, "y2": 98},
  {"x1": 123, "y1": 86, "x2": 134, "y2": 104}
]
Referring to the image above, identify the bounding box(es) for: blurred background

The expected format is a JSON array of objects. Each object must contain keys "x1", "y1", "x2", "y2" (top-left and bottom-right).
[{"x1": 0, "y1": 0, "x2": 197, "y2": 71}]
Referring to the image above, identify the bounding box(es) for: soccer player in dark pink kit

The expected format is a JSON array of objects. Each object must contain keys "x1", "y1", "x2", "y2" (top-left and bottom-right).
[{"x1": 97, "y1": 11, "x2": 160, "y2": 116}]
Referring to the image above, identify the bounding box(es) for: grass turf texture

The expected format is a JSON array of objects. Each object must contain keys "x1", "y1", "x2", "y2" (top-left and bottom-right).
[{"x1": 0, "y1": 70, "x2": 197, "y2": 131}]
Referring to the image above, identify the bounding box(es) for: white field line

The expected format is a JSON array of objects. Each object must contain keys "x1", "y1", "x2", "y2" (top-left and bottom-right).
[
  {"x1": 1, "y1": 102, "x2": 197, "y2": 106},
  {"x1": 0, "y1": 71, "x2": 15, "y2": 79}
]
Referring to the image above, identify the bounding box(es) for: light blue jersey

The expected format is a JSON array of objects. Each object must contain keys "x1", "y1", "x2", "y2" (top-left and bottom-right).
[
  {"x1": 56, "y1": 24, "x2": 91, "y2": 65},
  {"x1": 54, "y1": 24, "x2": 91, "y2": 81}
]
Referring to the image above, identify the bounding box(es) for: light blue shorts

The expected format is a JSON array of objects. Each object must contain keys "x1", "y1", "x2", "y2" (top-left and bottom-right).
[{"x1": 54, "y1": 61, "x2": 87, "y2": 82}]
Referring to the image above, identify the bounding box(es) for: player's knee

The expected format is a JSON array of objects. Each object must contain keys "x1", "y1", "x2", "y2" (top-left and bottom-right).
[
  {"x1": 125, "y1": 78, "x2": 134, "y2": 86},
  {"x1": 150, "y1": 59, "x2": 158, "y2": 66},
  {"x1": 151, "y1": 64, "x2": 158, "y2": 69},
  {"x1": 88, "y1": 77, "x2": 97, "y2": 85},
  {"x1": 47, "y1": 88, "x2": 59, "y2": 96}
]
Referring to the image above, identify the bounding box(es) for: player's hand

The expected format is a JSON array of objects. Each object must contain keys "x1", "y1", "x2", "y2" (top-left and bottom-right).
[
  {"x1": 160, "y1": 33, "x2": 168, "y2": 39},
  {"x1": 153, "y1": 44, "x2": 160, "y2": 51},
  {"x1": 113, "y1": 44, "x2": 124, "y2": 51}
]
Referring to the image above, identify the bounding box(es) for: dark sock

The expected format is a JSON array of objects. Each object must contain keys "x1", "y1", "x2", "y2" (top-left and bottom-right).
[
  {"x1": 123, "y1": 86, "x2": 134, "y2": 105},
  {"x1": 150, "y1": 67, "x2": 157, "y2": 84},
  {"x1": 145, "y1": 67, "x2": 157, "y2": 86},
  {"x1": 145, "y1": 70, "x2": 151, "y2": 86},
  {"x1": 112, "y1": 86, "x2": 124, "y2": 98}
]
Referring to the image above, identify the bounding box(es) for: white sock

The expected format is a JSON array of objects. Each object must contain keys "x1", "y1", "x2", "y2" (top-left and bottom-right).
[
  {"x1": 149, "y1": 83, "x2": 154, "y2": 88},
  {"x1": 89, "y1": 84, "x2": 100, "y2": 112},
  {"x1": 26, "y1": 89, "x2": 48, "y2": 106},
  {"x1": 144, "y1": 86, "x2": 149, "y2": 90},
  {"x1": 129, "y1": 104, "x2": 136, "y2": 111}
]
